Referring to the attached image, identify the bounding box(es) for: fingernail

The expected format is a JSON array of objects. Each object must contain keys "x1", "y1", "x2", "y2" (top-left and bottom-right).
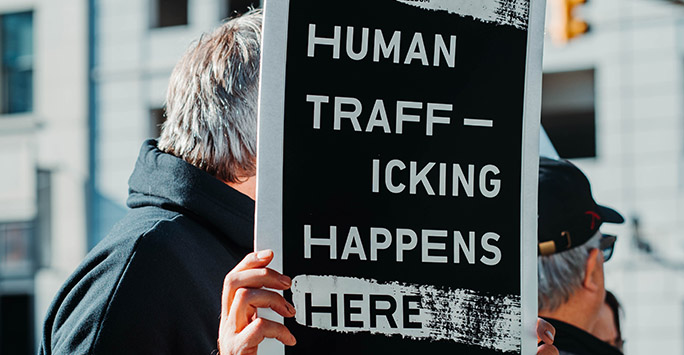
[
  {"x1": 545, "y1": 330, "x2": 554, "y2": 341},
  {"x1": 289, "y1": 335, "x2": 297, "y2": 346},
  {"x1": 257, "y1": 250, "x2": 272, "y2": 260},
  {"x1": 286, "y1": 302, "x2": 296, "y2": 315},
  {"x1": 280, "y1": 274, "x2": 291, "y2": 286}
]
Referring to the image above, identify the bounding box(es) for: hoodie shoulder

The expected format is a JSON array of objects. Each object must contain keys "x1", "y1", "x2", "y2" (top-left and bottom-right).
[
  {"x1": 41, "y1": 207, "x2": 181, "y2": 353},
  {"x1": 88, "y1": 214, "x2": 244, "y2": 354}
]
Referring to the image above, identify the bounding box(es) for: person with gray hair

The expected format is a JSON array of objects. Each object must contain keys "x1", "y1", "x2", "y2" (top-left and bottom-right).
[
  {"x1": 39, "y1": 9, "x2": 297, "y2": 355},
  {"x1": 537, "y1": 157, "x2": 624, "y2": 355}
]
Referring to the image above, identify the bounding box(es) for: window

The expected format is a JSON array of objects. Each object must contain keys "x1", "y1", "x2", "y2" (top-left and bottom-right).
[
  {"x1": 150, "y1": 107, "x2": 165, "y2": 138},
  {"x1": 225, "y1": 0, "x2": 259, "y2": 17},
  {"x1": 0, "y1": 11, "x2": 34, "y2": 114},
  {"x1": 541, "y1": 69, "x2": 596, "y2": 159},
  {"x1": 0, "y1": 222, "x2": 33, "y2": 276},
  {"x1": 151, "y1": 0, "x2": 188, "y2": 28}
]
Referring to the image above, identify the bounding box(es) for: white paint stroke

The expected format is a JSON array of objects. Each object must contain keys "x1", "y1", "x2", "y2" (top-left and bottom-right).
[
  {"x1": 395, "y1": 0, "x2": 529, "y2": 30},
  {"x1": 464, "y1": 118, "x2": 494, "y2": 127},
  {"x1": 291, "y1": 275, "x2": 521, "y2": 353}
]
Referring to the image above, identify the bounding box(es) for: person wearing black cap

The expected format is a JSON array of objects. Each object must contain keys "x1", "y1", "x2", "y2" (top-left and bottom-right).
[{"x1": 537, "y1": 157, "x2": 625, "y2": 355}]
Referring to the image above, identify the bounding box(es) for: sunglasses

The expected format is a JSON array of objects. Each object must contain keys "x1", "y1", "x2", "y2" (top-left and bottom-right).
[{"x1": 600, "y1": 233, "x2": 617, "y2": 262}]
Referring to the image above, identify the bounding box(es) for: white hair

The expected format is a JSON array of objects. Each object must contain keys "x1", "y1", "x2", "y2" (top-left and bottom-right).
[
  {"x1": 158, "y1": 9, "x2": 262, "y2": 183},
  {"x1": 538, "y1": 231, "x2": 602, "y2": 312}
]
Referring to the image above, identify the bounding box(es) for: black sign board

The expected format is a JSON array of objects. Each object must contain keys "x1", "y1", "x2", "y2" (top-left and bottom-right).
[{"x1": 256, "y1": 0, "x2": 545, "y2": 353}]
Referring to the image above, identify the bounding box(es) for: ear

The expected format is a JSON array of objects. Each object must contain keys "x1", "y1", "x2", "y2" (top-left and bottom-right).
[{"x1": 583, "y1": 248, "x2": 602, "y2": 291}]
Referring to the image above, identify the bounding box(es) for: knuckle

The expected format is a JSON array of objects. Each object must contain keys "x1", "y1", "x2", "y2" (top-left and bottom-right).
[
  {"x1": 224, "y1": 273, "x2": 238, "y2": 291},
  {"x1": 223, "y1": 273, "x2": 233, "y2": 286},
  {"x1": 234, "y1": 287, "x2": 250, "y2": 301}
]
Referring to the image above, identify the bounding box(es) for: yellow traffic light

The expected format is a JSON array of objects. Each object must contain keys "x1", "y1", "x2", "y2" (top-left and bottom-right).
[{"x1": 549, "y1": 0, "x2": 589, "y2": 44}]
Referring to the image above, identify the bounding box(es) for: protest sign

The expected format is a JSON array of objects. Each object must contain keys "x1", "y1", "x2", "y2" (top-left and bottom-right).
[{"x1": 256, "y1": 0, "x2": 545, "y2": 353}]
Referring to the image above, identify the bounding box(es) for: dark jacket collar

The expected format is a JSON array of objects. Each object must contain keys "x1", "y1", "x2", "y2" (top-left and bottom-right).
[
  {"x1": 543, "y1": 317, "x2": 623, "y2": 355},
  {"x1": 126, "y1": 139, "x2": 254, "y2": 250}
]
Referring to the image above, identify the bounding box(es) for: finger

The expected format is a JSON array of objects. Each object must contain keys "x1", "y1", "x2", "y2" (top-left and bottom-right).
[
  {"x1": 238, "y1": 317, "x2": 297, "y2": 348},
  {"x1": 230, "y1": 268, "x2": 292, "y2": 291},
  {"x1": 228, "y1": 288, "x2": 296, "y2": 331},
  {"x1": 536, "y1": 343, "x2": 559, "y2": 355},
  {"x1": 536, "y1": 318, "x2": 555, "y2": 345},
  {"x1": 221, "y1": 250, "x2": 280, "y2": 313},
  {"x1": 222, "y1": 268, "x2": 292, "y2": 316},
  {"x1": 233, "y1": 250, "x2": 275, "y2": 273}
]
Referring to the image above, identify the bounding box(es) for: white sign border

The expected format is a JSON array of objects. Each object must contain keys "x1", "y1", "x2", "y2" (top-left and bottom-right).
[
  {"x1": 521, "y1": 0, "x2": 547, "y2": 353},
  {"x1": 255, "y1": 0, "x2": 289, "y2": 353}
]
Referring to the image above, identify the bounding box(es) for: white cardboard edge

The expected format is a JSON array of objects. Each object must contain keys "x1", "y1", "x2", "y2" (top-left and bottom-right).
[
  {"x1": 255, "y1": 0, "x2": 289, "y2": 354},
  {"x1": 521, "y1": 0, "x2": 547, "y2": 353}
]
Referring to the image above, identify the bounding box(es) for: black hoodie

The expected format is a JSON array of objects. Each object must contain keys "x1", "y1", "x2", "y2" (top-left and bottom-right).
[
  {"x1": 40, "y1": 140, "x2": 254, "y2": 354},
  {"x1": 543, "y1": 317, "x2": 624, "y2": 355}
]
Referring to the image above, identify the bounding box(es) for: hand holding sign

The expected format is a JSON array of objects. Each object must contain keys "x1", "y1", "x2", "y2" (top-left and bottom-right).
[{"x1": 218, "y1": 250, "x2": 297, "y2": 355}]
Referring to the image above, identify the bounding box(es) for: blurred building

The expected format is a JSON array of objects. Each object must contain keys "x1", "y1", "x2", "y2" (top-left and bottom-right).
[
  {"x1": 542, "y1": 0, "x2": 684, "y2": 353},
  {"x1": 0, "y1": 0, "x2": 88, "y2": 353}
]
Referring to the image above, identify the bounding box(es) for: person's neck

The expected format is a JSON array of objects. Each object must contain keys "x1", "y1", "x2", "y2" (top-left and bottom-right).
[
  {"x1": 540, "y1": 295, "x2": 601, "y2": 333},
  {"x1": 225, "y1": 175, "x2": 256, "y2": 200}
]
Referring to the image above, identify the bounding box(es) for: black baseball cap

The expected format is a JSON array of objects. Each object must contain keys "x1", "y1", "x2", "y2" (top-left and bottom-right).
[{"x1": 538, "y1": 157, "x2": 624, "y2": 256}]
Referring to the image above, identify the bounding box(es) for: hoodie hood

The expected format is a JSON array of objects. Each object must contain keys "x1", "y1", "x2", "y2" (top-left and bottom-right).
[{"x1": 127, "y1": 139, "x2": 254, "y2": 250}]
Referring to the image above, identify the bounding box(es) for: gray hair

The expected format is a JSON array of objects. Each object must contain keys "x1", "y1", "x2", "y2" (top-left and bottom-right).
[
  {"x1": 158, "y1": 9, "x2": 262, "y2": 183},
  {"x1": 538, "y1": 231, "x2": 602, "y2": 312}
]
